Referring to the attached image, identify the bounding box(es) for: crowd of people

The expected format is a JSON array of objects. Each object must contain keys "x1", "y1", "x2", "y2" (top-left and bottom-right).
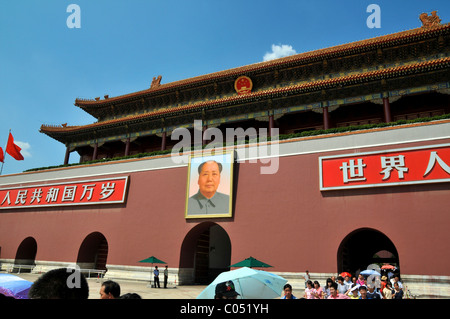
[
  {"x1": 21, "y1": 265, "x2": 174, "y2": 299},
  {"x1": 22, "y1": 267, "x2": 141, "y2": 299},
  {"x1": 282, "y1": 270, "x2": 406, "y2": 299},
  {"x1": 1, "y1": 266, "x2": 408, "y2": 300}
]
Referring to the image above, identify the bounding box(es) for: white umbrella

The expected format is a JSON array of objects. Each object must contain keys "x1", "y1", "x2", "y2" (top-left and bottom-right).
[{"x1": 197, "y1": 267, "x2": 287, "y2": 299}]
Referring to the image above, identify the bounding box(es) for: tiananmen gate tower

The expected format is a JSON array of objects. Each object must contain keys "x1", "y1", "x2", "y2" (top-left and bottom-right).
[{"x1": 1, "y1": 12, "x2": 450, "y2": 298}]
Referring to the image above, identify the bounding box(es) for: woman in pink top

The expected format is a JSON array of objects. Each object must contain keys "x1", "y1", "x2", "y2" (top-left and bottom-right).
[
  {"x1": 312, "y1": 281, "x2": 323, "y2": 299},
  {"x1": 303, "y1": 280, "x2": 315, "y2": 299},
  {"x1": 356, "y1": 274, "x2": 365, "y2": 286}
]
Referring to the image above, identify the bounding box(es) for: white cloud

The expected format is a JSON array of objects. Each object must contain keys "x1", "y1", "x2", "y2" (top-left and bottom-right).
[
  {"x1": 15, "y1": 141, "x2": 32, "y2": 158},
  {"x1": 263, "y1": 44, "x2": 297, "y2": 62}
]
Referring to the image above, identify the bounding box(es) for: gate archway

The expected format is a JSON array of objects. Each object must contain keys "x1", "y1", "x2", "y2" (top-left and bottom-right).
[
  {"x1": 337, "y1": 228, "x2": 399, "y2": 276},
  {"x1": 179, "y1": 222, "x2": 231, "y2": 284},
  {"x1": 76, "y1": 232, "x2": 108, "y2": 271},
  {"x1": 13, "y1": 237, "x2": 37, "y2": 273}
]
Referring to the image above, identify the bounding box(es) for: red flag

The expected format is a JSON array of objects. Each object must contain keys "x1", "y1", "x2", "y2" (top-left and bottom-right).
[
  {"x1": 0, "y1": 147, "x2": 4, "y2": 163},
  {"x1": 6, "y1": 132, "x2": 24, "y2": 161}
]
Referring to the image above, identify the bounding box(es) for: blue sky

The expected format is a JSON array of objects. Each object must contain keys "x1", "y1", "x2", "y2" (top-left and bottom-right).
[{"x1": 0, "y1": 0, "x2": 449, "y2": 175}]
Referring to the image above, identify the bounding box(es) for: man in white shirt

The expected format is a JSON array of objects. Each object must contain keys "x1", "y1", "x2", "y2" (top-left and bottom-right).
[
  {"x1": 390, "y1": 275, "x2": 403, "y2": 289},
  {"x1": 164, "y1": 265, "x2": 169, "y2": 288}
]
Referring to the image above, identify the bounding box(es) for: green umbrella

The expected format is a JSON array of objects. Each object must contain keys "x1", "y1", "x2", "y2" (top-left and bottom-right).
[
  {"x1": 139, "y1": 256, "x2": 166, "y2": 264},
  {"x1": 230, "y1": 256, "x2": 273, "y2": 268},
  {"x1": 139, "y1": 256, "x2": 167, "y2": 287}
]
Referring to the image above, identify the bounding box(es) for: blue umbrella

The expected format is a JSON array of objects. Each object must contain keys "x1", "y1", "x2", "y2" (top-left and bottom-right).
[
  {"x1": 197, "y1": 267, "x2": 287, "y2": 299},
  {"x1": 0, "y1": 274, "x2": 33, "y2": 299},
  {"x1": 360, "y1": 269, "x2": 381, "y2": 277}
]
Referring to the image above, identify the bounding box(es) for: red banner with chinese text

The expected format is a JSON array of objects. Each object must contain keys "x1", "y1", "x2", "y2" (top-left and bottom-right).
[
  {"x1": 0, "y1": 176, "x2": 128, "y2": 209},
  {"x1": 319, "y1": 144, "x2": 450, "y2": 190}
]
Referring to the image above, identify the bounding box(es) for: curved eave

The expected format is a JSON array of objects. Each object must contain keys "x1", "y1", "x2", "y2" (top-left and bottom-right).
[
  {"x1": 40, "y1": 56, "x2": 450, "y2": 142},
  {"x1": 74, "y1": 23, "x2": 450, "y2": 112}
]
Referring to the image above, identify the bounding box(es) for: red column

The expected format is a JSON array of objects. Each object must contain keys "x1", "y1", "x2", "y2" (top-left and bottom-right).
[
  {"x1": 269, "y1": 114, "x2": 274, "y2": 137},
  {"x1": 161, "y1": 132, "x2": 167, "y2": 151},
  {"x1": 92, "y1": 143, "x2": 98, "y2": 161},
  {"x1": 202, "y1": 125, "x2": 208, "y2": 146},
  {"x1": 124, "y1": 137, "x2": 130, "y2": 156},
  {"x1": 64, "y1": 146, "x2": 70, "y2": 165},
  {"x1": 323, "y1": 106, "x2": 330, "y2": 130},
  {"x1": 383, "y1": 97, "x2": 392, "y2": 123}
]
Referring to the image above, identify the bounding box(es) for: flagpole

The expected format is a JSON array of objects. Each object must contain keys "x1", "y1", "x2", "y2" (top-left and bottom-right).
[{"x1": 0, "y1": 129, "x2": 11, "y2": 176}]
